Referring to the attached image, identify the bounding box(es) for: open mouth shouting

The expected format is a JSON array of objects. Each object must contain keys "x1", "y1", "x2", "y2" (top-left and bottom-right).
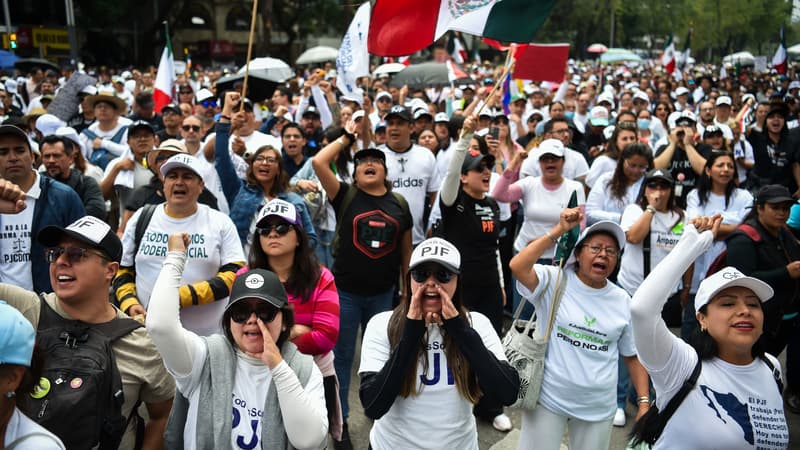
[{"x1": 732, "y1": 321, "x2": 755, "y2": 332}]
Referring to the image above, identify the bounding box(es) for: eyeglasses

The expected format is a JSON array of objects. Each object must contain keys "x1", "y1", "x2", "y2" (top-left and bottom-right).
[
  {"x1": 45, "y1": 246, "x2": 107, "y2": 264},
  {"x1": 182, "y1": 125, "x2": 201, "y2": 132},
  {"x1": 253, "y1": 156, "x2": 278, "y2": 165},
  {"x1": 229, "y1": 302, "x2": 280, "y2": 323},
  {"x1": 624, "y1": 160, "x2": 649, "y2": 172},
  {"x1": 646, "y1": 181, "x2": 672, "y2": 190},
  {"x1": 377, "y1": 97, "x2": 392, "y2": 103},
  {"x1": 410, "y1": 266, "x2": 456, "y2": 283},
  {"x1": 200, "y1": 100, "x2": 217, "y2": 108},
  {"x1": 256, "y1": 223, "x2": 293, "y2": 236},
  {"x1": 583, "y1": 245, "x2": 619, "y2": 258},
  {"x1": 551, "y1": 128, "x2": 570, "y2": 135}
]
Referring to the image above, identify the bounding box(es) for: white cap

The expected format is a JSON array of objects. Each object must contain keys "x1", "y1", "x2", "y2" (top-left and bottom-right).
[
  {"x1": 159, "y1": 153, "x2": 204, "y2": 178},
  {"x1": 789, "y1": 81, "x2": 800, "y2": 90},
  {"x1": 4, "y1": 79, "x2": 17, "y2": 94},
  {"x1": 533, "y1": 139, "x2": 566, "y2": 159},
  {"x1": 597, "y1": 92, "x2": 615, "y2": 109},
  {"x1": 196, "y1": 88, "x2": 215, "y2": 103},
  {"x1": 434, "y1": 112, "x2": 449, "y2": 123},
  {"x1": 675, "y1": 86, "x2": 690, "y2": 97},
  {"x1": 602, "y1": 125, "x2": 616, "y2": 140},
  {"x1": 566, "y1": 221, "x2": 626, "y2": 267},
  {"x1": 667, "y1": 111, "x2": 682, "y2": 129},
  {"x1": 340, "y1": 94, "x2": 362, "y2": 106},
  {"x1": 715, "y1": 95, "x2": 732, "y2": 106},
  {"x1": 55, "y1": 126, "x2": 81, "y2": 147},
  {"x1": 409, "y1": 237, "x2": 461, "y2": 274},
  {"x1": 255, "y1": 198, "x2": 300, "y2": 228},
  {"x1": 352, "y1": 110, "x2": 365, "y2": 121},
  {"x1": 589, "y1": 106, "x2": 610, "y2": 126},
  {"x1": 80, "y1": 85, "x2": 98, "y2": 96},
  {"x1": 375, "y1": 91, "x2": 392, "y2": 102},
  {"x1": 633, "y1": 91, "x2": 649, "y2": 103},
  {"x1": 35, "y1": 114, "x2": 66, "y2": 137},
  {"x1": 694, "y1": 267, "x2": 773, "y2": 314}
]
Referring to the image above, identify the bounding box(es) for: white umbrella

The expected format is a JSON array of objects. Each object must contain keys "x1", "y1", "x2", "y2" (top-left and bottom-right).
[
  {"x1": 787, "y1": 43, "x2": 800, "y2": 56},
  {"x1": 722, "y1": 51, "x2": 755, "y2": 66},
  {"x1": 587, "y1": 43, "x2": 608, "y2": 54},
  {"x1": 373, "y1": 63, "x2": 406, "y2": 77},
  {"x1": 296, "y1": 46, "x2": 339, "y2": 65},
  {"x1": 237, "y1": 57, "x2": 294, "y2": 80}
]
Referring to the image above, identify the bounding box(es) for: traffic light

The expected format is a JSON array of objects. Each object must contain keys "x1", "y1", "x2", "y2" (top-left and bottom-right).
[{"x1": 9, "y1": 33, "x2": 16, "y2": 49}]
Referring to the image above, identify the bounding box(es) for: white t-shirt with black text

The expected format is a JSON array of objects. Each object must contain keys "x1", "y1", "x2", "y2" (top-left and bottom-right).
[{"x1": 0, "y1": 172, "x2": 39, "y2": 290}]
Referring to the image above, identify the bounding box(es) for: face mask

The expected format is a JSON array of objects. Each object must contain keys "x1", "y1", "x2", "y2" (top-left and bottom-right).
[
  {"x1": 637, "y1": 119, "x2": 651, "y2": 130},
  {"x1": 564, "y1": 111, "x2": 575, "y2": 120}
]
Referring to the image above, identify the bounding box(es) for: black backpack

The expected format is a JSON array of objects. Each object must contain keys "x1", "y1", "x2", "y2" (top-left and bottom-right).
[{"x1": 25, "y1": 297, "x2": 143, "y2": 450}]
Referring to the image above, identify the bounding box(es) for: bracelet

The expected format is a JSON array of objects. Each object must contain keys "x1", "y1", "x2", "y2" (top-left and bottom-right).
[
  {"x1": 544, "y1": 231, "x2": 559, "y2": 244},
  {"x1": 336, "y1": 137, "x2": 346, "y2": 147},
  {"x1": 645, "y1": 205, "x2": 656, "y2": 214},
  {"x1": 220, "y1": 115, "x2": 231, "y2": 121},
  {"x1": 638, "y1": 396, "x2": 651, "y2": 404},
  {"x1": 342, "y1": 130, "x2": 356, "y2": 143}
]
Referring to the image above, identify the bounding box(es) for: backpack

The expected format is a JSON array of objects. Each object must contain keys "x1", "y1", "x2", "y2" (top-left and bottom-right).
[
  {"x1": 26, "y1": 297, "x2": 143, "y2": 450},
  {"x1": 706, "y1": 223, "x2": 760, "y2": 276},
  {"x1": 82, "y1": 126, "x2": 128, "y2": 170},
  {"x1": 330, "y1": 185, "x2": 409, "y2": 257}
]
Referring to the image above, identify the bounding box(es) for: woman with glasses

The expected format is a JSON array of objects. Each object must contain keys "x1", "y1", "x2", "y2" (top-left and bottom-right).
[
  {"x1": 585, "y1": 122, "x2": 639, "y2": 189},
  {"x1": 149, "y1": 234, "x2": 328, "y2": 450},
  {"x1": 241, "y1": 198, "x2": 347, "y2": 447},
  {"x1": 312, "y1": 120, "x2": 413, "y2": 444},
  {"x1": 684, "y1": 151, "x2": 753, "y2": 339},
  {"x1": 358, "y1": 238, "x2": 519, "y2": 450},
  {"x1": 586, "y1": 142, "x2": 653, "y2": 225},
  {"x1": 510, "y1": 210, "x2": 650, "y2": 450},
  {"x1": 215, "y1": 91, "x2": 317, "y2": 253}
]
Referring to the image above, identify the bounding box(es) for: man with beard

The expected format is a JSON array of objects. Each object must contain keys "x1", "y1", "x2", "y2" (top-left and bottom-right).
[
  {"x1": 156, "y1": 103, "x2": 183, "y2": 142},
  {"x1": 40, "y1": 135, "x2": 105, "y2": 219},
  {"x1": 281, "y1": 123, "x2": 307, "y2": 178}
]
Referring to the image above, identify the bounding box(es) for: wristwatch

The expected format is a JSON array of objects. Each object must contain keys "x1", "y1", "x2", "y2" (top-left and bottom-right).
[{"x1": 645, "y1": 205, "x2": 656, "y2": 215}]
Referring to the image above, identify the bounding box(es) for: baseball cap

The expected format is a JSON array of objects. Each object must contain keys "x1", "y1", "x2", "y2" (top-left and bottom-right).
[
  {"x1": 374, "y1": 120, "x2": 387, "y2": 132},
  {"x1": 159, "y1": 153, "x2": 204, "y2": 178},
  {"x1": 597, "y1": 92, "x2": 616, "y2": 109},
  {"x1": 352, "y1": 110, "x2": 366, "y2": 121},
  {"x1": 528, "y1": 110, "x2": 545, "y2": 121},
  {"x1": 55, "y1": 126, "x2": 81, "y2": 148},
  {"x1": 645, "y1": 168, "x2": 674, "y2": 184},
  {"x1": 675, "y1": 110, "x2": 697, "y2": 126},
  {"x1": 0, "y1": 301, "x2": 35, "y2": 367},
  {"x1": 434, "y1": 112, "x2": 449, "y2": 123},
  {"x1": 694, "y1": 267, "x2": 773, "y2": 314},
  {"x1": 675, "y1": 86, "x2": 690, "y2": 97},
  {"x1": 227, "y1": 269, "x2": 288, "y2": 311},
  {"x1": 703, "y1": 125, "x2": 723, "y2": 138},
  {"x1": 589, "y1": 106, "x2": 610, "y2": 127},
  {"x1": 79, "y1": 85, "x2": 98, "y2": 96},
  {"x1": 409, "y1": 237, "x2": 461, "y2": 274},
  {"x1": 461, "y1": 149, "x2": 495, "y2": 174},
  {"x1": 413, "y1": 108, "x2": 432, "y2": 121},
  {"x1": 0, "y1": 124, "x2": 30, "y2": 144},
  {"x1": 38, "y1": 215, "x2": 123, "y2": 262},
  {"x1": 632, "y1": 91, "x2": 649, "y2": 103},
  {"x1": 255, "y1": 198, "x2": 301, "y2": 229},
  {"x1": 715, "y1": 96, "x2": 732, "y2": 106},
  {"x1": 128, "y1": 120, "x2": 155, "y2": 135},
  {"x1": 195, "y1": 88, "x2": 215, "y2": 103},
  {"x1": 385, "y1": 105, "x2": 412, "y2": 122},
  {"x1": 766, "y1": 102, "x2": 789, "y2": 119},
  {"x1": 533, "y1": 139, "x2": 566, "y2": 159},
  {"x1": 511, "y1": 93, "x2": 527, "y2": 103},
  {"x1": 565, "y1": 221, "x2": 626, "y2": 267},
  {"x1": 756, "y1": 185, "x2": 794, "y2": 204},
  {"x1": 4, "y1": 79, "x2": 17, "y2": 94},
  {"x1": 161, "y1": 103, "x2": 181, "y2": 114},
  {"x1": 302, "y1": 105, "x2": 320, "y2": 117},
  {"x1": 375, "y1": 91, "x2": 392, "y2": 103},
  {"x1": 35, "y1": 114, "x2": 66, "y2": 137},
  {"x1": 353, "y1": 148, "x2": 386, "y2": 166}
]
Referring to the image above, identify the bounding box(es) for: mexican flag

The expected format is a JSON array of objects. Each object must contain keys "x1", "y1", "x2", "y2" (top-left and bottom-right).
[
  {"x1": 662, "y1": 34, "x2": 676, "y2": 74},
  {"x1": 153, "y1": 30, "x2": 175, "y2": 113},
  {"x1": 447, "y1": 31, "x2": 468, "y2": 65},
  {"x1": 772, "y1": 27, "x2": 787, "y2": 75},
  {"x1": 368, "y1": 0, "x2": 556, "y2": 57}
]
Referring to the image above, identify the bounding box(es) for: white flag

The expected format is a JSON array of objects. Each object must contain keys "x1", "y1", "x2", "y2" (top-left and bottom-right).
[{"x1": 337, "y1": 2, "x2": 371, "y2": 101}]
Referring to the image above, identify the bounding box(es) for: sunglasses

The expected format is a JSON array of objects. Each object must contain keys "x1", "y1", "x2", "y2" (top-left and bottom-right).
[
  {"x1": 182, "y1": 125, "x2": 201, "y2": 132},
  {"x1": 410, "y1": 266, "x2": 456, "y2": 283},
  {"x1": 229, "y1": 302, "x2": 280, "y2": 323},
  {"x1": 201, "y1": 100, "x2": 217, "y2": 108},
  {"x1": 179, "y1": 90, "x2": 193, "y2": 95},
  {"x1": 256, "y1": 223, "x2": 293, "y2": 236},
  {"x1": 45, "y1": 246, "x2": 106, "y2": 264}
]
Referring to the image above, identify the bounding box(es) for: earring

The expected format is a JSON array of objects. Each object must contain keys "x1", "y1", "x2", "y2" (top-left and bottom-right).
[
  {"x1": 4, "y1": 391, "x2": 15, "y2": 399},
  {"x1": 700, "y1": 325, "x2": 707, "y2": 333}
]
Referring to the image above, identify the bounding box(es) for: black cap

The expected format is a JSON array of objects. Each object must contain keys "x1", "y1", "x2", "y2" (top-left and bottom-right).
[
  {"x1": 756, "y1": 185, "x2": 794, "y2": 204},
  {"x1": 302, "y1": 105, "x2": 320, "y2": 117},
  {"x1": 128, "y1": 120, "x2": 155, "y2": 135},
  {"x1": 38, "y1": 216, "x2": 123, "y2": 263},
  {"x1": 703, "y1": 125, "x2": 723, "y2": 138},
  {"x1": 353, "y1": 148, "x2": 386, "y2": 166},
  {"x1": 227, "y1": 269, "x2": 288, "y2": 310},
  {"x1": 161, "y1": 103, "x2": 181, "y2": 114},
  {"x1": 461, "y1": 149, "x2": 495, "y2": 174},
  {"x1": 645, "y1": 169, "x2": 674, "y2": 184},
  {"x1": 767, "y1": 102, "x2": 789, "y2": 119},
  {"x1": 385, "y1": 105, "x2": 412, "y2": 122},
  {"x1": 0, "y1": 124, "x2": 31, "y2": 147}
]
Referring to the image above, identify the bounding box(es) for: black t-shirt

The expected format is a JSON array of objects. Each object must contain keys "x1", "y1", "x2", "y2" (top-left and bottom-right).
[
  {"x1": 747, "y1": 128, "x2": 799, "y2": 193},
  {"x1": 156, "y1": 129, "x2": 181, "y2": 143},
  {"x1": 331, "y1": 182, "x2": 412, "y2": 295},
  {"x1": 655, "y1": 143, "x2": 712, "y2": 208},
  {"x1": 440, "y1": 189, "x2": 500, "y2": 287}
]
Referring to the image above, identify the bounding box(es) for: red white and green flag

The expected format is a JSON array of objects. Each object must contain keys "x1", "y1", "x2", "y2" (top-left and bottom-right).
[
  {"x1": 153, "y1": 28, "x2": 175, "y2": 113},
  {"x1": 772, "y1": 27, "x2": 787, "y2": 75},
  {"x1": 368, "y1": 0, "x2": 556, "y2": 57},
  {"x1": 662, "y1": 34, "x2": 676, "y2": 74}
]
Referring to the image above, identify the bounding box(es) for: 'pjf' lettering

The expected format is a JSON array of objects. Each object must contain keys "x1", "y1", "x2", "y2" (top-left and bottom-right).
[
  {"x1": 420, "y1": 245, "x2": 450, "y2": 258},
  {"x1": 263, "y1": 202, "x2": 290, "y2": 215}
]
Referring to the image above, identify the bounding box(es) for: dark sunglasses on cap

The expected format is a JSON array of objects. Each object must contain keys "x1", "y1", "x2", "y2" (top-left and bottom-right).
[
  {"x1": 182, "y1": 125, "x2": 201, "y2": 132},
  {"x1": 256, "y1": 223, "x2": 293, "y2": 236},
  {"x1": 44, "y1": 246, "x2": 107, "y2": 264},
  {"x1": 229, "y1": 302, "x2": 280, "y2": 323},
  {"x1": 410, "y1": 266, "x2": 456, "y2": 283}
]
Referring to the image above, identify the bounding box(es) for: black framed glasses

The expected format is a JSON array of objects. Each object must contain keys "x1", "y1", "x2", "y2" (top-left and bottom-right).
[
  {"x1": 256, "y1": 223, "x2": 293, "y2": 236},
  {"x1": 229, "y1": 302, "x2": 280, "y2": 323},
  {"x1": 182, "y1": 125, "x2": 201, "y2": 132},
  {"x1": 44, "y1": 246, "x2": 106, "y2": 264},
  {"x1": 583, "y1": 245, "x2": 619, "y2": 258},
  {"x1": 179, "y1": 90, "x2": 193, "y2": 95},
  {"x1": 410, "y1": 266, "x2": 456, "y2": 283}
]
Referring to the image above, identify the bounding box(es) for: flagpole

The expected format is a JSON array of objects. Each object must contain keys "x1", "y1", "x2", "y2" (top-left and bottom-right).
[
  {"x1": 239, "y1": 0, "x2": 260, "y2": 113},
  {"x1": 476, "y1": 48, "x2": 515, "y2": 117}
]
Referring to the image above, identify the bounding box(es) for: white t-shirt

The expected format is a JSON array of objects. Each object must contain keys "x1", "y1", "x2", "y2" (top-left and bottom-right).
[
  {"x1": 3, "y1": 408, "x2": 65, "y2": 449},
  {"x1": 0, "y1": 172, "x2": 39, "y2": 290},
  {"x1": 175, "y1": 342, "x2": 326, "y2": 450},
  {"x1": 584, "y1": 154, "x2": 617, "y2": 189},
  {"x1": 121, "y1": 204, "x2": 244, "y2": 335},
  {"x1": 649, "y1": 344, "x2": 787, "y2": 449},
  {"x1": 512, "y1": 177, "x2": 586, "y2": 253},
  {"x1": 378, "y1": 143, "x2": 438, "y2": 244},
  {"x1": 586, "y1": 172, "x2": 644, "y2": 225},
  {"x1": 519, "y1": 146, "x2": 589, "y2": 181},
  {"x1": 618, "y1": 205, "x2": 685, "y2": 296},
  {"x1": 358, "y1": 311, "x2": 505, "y2": 450},
  {"x1": 517, "y1": 265, "x2": 636, "y2": 421},
  {"x1": 733, "y1": 140, "x2": 755, "y2": 183},
  {"x1": 685, "y1": 188, "x2": 753, "y2": 291}
]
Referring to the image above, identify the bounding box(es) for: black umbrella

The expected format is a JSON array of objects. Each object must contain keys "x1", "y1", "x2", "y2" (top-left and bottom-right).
[
  {"x1": 216, "y1": 69, "x2": 290, "y2": 103},
  {"x1": 389, "y1": 62, "x2": 471, "y2": 88},
  {"x1": 14, "y1": 57, "x2": 59, "y2": 73}
]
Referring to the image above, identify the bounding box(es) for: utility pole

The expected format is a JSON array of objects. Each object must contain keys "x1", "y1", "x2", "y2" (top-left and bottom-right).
[
  {"x1": 3, "y1": 0, "x2": 12, "y2": 53},
  {"x1": 65, "y1": 0, "x2": 78, "y2": 62}
]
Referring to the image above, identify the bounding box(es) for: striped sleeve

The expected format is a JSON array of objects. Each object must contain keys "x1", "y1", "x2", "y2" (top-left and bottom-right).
[
  {"x1": 292, "y1": 268, "x2": 340, "y2": 355},
  {"x1": 113, "y1": 266, "x2": 140, "y2": 313},
  {"x1": 178, "y1": 261, "x2": 245, "y2": 308}
]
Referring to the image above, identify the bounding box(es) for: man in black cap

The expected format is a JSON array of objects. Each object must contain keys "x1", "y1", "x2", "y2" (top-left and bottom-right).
[
  {"x1": 747, "y1": 101, "x2": 800, "y2": 195},
  {"x1": 128, "y1": 92, "x2": 164, "y2": 132},
  {"x1": 156, "y1": 103, "x2": 183, "y2": 142},
  {"x1": 0, "y1": 125, "x2": 85, "y2": 293},
  {"x1": 300, "y1": 106, "x2": 324, "y2": 156}
]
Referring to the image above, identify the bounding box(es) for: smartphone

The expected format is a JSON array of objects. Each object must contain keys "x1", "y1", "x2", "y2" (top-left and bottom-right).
[{"x1": 490, "y1": 127, "x2": 500, "y2": 139}]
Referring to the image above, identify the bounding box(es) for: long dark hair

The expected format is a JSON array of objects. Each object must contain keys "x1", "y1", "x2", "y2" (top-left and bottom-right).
[
  {"x1": 690, "y1": 304, "x2": 766, "y2": 360},
  {"x1": 605, "y1": 121, "x2": 638, "y2": 161},
  {"x1": 636, "y1": 179, "x2": 684, "y2": 228},
  {"x1": 247, "y1": 220, "x2": 321, "y2": 303},
  {"x1": 609, "y1": 142, "x2": 653, "y2": 201},
  {"x1": 386, "y1": 272, "x2": 481, "y2": 403},
  {"x1": 696, "y1": 151, "x2": 737, "y2": 208},
  {"x1": 222, "y1": 301, "x2": 295, "y2": 350},
  {"x1": 323, "y1": 125, "x2": 353, "y2": 180},
  {"x1": 245, "y1": 146, "x2": 290, "y2": 197}
]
